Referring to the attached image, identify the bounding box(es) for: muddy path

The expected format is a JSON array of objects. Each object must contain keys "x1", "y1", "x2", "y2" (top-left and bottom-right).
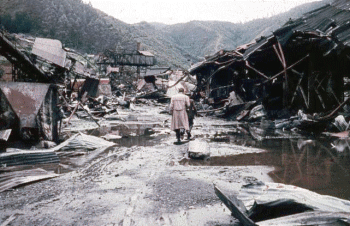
[{"x1": 1, "y1": 103, "x2": 349, "y2": 225}]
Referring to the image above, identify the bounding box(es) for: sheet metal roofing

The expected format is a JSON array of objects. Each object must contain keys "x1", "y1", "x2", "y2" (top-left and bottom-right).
[
  {"x1": 274, "y1": 0, "x2": 350, "y2": 46},
  {"x1": 190, "y1": 0, "x2": 350, "y2": 73}
]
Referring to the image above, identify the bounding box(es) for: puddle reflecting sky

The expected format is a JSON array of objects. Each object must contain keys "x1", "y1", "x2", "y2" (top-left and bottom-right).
[{"x1": 181, "y1": 125, "x2": 350, "y2": 201}]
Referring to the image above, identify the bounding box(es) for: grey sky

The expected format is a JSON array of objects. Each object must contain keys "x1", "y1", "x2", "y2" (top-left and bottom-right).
[{"x1": 83, "y1": 0, "x2": 321, "y2": 24}]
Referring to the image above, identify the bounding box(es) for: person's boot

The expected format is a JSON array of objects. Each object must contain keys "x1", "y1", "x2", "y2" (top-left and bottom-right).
[
  {"x1": 186, "y1": 132, "x2": 191, "y2": 140},
  {"x1": 176, "y1": 130, "x2": 181, "y2": 143},
  {"x1": 180, "y1": 129, "x2": 185, "y2": 140}
]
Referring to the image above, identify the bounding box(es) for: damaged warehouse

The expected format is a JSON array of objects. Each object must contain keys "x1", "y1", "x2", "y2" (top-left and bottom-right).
[{"x1": 190, "y1": 0, "x2": 350, "y2": 123}]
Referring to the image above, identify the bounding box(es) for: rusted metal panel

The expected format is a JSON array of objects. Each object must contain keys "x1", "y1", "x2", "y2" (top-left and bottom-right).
[{"x1": 0, "y1": 82, "x2": 50, "y2": 128}]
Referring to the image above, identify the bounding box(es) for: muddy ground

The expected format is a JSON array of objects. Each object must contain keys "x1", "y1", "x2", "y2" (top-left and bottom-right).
[{"x1": 1, "y1": 102, "x2": 349, "y2": 226}]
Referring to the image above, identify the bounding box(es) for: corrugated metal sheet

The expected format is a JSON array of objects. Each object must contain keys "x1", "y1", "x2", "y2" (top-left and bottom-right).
[
  {"x1": 31, "y1": 38, "x2": 67, "y2": 67},
  {"x1": 188, "y1": 0, "x2": 350, "y2": 114},
  {"x1": 273, "y1": 0, "x2": 350, "y2": 47}
]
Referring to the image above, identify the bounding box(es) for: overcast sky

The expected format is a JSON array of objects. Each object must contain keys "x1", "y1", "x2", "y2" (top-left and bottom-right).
[{"x1": 83, "y1": 0, "x2": 321, "y2": 25}]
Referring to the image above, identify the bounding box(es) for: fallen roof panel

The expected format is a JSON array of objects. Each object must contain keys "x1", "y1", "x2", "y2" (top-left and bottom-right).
[{"x1": 32, "y1": 38, "x2": 66, "y2": 67}]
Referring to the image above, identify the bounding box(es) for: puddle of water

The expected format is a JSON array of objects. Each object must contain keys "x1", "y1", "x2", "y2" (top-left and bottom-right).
[
  {"x1": 181, "y1": 125, "x2": 350, "y2": 201},
  {"x1": 1, "y1": 121, "x2": 164, "y2": 178},
  {"x1": 111, "y1": 134, "x2": 168, "y2": 147},
  {"x1": 88, "y1": 122, "x2": 161, "y2": 137},
  {"x1": 86, "y1": 121, "x2": 166, "y2": 148}
]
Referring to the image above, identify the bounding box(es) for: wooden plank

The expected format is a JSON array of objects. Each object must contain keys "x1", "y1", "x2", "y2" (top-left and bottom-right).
[
  {"x1": 273, "y1": 44, "x2": 284, "y2": 65},
  {"x1": 267, "y1": 54, "x2": 309, "y2": 82},
  {"x1": 299, "y1": 86, "x2": 309, "y2": 109},
  {"x1": 315, "y1": 88, "x2": 326, "y2": 109},
  {"x1": 290, "y1": 72, "x2": 304, "y2": 106},
  {"x1": 245, "y1": 61, "x2": 269, "y2": 80},
  {"x1": 277, "y1": 41, "x2": 289, "y2": 108}
]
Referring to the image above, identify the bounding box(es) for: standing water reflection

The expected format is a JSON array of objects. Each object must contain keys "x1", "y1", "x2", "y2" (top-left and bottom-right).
[{"x1": 181, "y1": 124, "x2": 350, "y2": 200}]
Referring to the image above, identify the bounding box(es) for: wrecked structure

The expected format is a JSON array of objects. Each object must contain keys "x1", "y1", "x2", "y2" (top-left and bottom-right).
[
  {"x1": 0, "y1": 32, "x2": 61, "y2": 142},
  {"x1": 98, "y1": 43, "x2": 156, "y2": 94},
  {"x1": 0, "y1": 30, "x2": 104, "y2": 142},
  {"x1": 190, "y1": 0, "x2": 350, "y2": 121}
]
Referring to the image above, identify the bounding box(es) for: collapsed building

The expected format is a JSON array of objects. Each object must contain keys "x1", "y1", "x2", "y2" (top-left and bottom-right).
[
  {"x1": 0, "y1": 31, "x2": 102, "y2": 142},
  {"x1": 0, "y1": 29, "x2": 160, "y2": 143},
  {"x1": 189, "y1": 0, "x2": 350, "y2": 121},
  {"x1": 0, "y1": 33, "x2": 61, "y2": 142},
  {"x1": 98, "y1": 43, "x2": 156, "y2": 95}
]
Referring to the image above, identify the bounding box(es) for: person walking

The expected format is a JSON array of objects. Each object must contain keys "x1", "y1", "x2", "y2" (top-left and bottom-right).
[
  {"x1": 186, "y1": 93, "x2": 197, "y2": 140},
  {"x1": 170, "y1": 87, "x2": 190, "y2": 143}
]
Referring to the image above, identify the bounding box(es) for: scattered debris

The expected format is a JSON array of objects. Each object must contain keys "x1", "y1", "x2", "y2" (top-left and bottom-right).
[
  {"x1": 0, "y1": 214, "x2": 22, "y2": 226},
  {"x1": 52, "y1": 132, "x2": 116, "y2": 151}
]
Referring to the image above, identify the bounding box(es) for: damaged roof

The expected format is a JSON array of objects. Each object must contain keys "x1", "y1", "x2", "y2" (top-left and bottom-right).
[{"x1": 274, "y1": 0, "x2": 350, "y2": 46}]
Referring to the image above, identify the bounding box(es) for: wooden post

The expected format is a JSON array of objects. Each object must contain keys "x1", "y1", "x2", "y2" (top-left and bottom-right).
[
  {"x1": 245, "y1": 61, "x2": 269, "y2": 80},
  {"x1": 290, "y1": 71, "x2": 304, "y2": 106},
  {"x1": 308, "y1": 54, "x2": 316, "y2": 112},
  {"x1": 277, "y1": 42, "x2": 289, "y2": 109}
]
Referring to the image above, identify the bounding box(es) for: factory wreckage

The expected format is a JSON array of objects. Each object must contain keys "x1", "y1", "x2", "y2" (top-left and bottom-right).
[
  {"x1": 1, "y1": 0, "x2": 350, "y2": 225},
  {"x1": 190, "y1": 0, "x2": 350, "y2": 124}
]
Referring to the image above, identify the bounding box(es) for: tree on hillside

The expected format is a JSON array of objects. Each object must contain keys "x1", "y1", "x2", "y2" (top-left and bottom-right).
[
  {"x1": 40, "y1": 1, "x2": 59, "y2": 37},
  {"x1": 0, "y1": 12, "x2": 36, "y2": 33}
]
